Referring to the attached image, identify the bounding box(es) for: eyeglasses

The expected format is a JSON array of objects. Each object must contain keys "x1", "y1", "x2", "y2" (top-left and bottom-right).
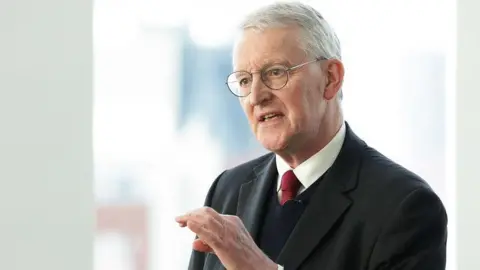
[{"x1": 225, "y1": 57, "x2": 326, "y2": 97}]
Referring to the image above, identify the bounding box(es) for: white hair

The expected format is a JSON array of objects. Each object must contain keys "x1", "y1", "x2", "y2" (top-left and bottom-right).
[{"x1": 237, "y1": 1, "x2": 343, "y2": 100}]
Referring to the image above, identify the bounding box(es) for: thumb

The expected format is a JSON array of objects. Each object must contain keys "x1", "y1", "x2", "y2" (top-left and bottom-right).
[{"x1": 192, "y1": 238, "x2": 214, "y2": 253}]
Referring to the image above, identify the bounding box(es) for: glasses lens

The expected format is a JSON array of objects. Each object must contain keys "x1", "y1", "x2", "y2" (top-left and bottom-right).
[
  {"x1": 261, "y1": 65, "x2": 288, "y2": 90},
  {"x1": 227, "y1": 71, "x2": 252, "y2": 96}
]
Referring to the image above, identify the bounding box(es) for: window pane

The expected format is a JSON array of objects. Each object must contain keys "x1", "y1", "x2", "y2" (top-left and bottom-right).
[{"x1": 93, "y1": 0, "x2": 450, "y2": 269}]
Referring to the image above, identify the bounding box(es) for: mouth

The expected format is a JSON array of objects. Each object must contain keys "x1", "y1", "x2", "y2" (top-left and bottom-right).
[{"x1": 259, "y1": 113, "x2": 284, "y2": 122}]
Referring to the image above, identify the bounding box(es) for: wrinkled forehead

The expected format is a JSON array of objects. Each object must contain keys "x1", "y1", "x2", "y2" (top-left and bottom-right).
[{"x1": 232, "y1": 27, "x2": 306, "y2": 72}]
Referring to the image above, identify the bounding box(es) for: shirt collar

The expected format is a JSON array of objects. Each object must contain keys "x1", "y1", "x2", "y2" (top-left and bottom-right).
[{"x1": 276, "y1": 122, "x2": 346, "y2": 191}]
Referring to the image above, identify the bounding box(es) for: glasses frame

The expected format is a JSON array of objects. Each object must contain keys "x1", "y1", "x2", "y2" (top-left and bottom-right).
[{"x1": 225, "y1": 57, "x2": 326, "y2": 97}]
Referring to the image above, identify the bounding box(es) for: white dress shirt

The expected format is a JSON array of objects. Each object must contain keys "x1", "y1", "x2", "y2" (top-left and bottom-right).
[
  {"x1": 276, "y1": 122, "x2": 346, "y2": 199},
  {"x1": 275, "y1": 122, "x2": 346, "y2": 269}
]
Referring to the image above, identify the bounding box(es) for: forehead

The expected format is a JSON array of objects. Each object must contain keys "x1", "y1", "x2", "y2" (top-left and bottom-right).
[{"x1": 233, "y1": 27, "x2": 305, "y2": 71}]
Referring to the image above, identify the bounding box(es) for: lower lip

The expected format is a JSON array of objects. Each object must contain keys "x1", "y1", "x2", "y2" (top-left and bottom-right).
[{"x1": 259, "y1": 115, "x2": 284, "y2": 126}]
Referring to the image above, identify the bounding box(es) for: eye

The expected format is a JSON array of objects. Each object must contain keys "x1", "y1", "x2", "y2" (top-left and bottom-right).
[
  {"x1": 238, "y1": 77, "x2": 251, "y2": 87},
  {"x1": 264, "y1": 67, "x2": 286, "y2": 77},
  {"x1": 230, "y1": 71, "x2": 252, "y2": 88}
]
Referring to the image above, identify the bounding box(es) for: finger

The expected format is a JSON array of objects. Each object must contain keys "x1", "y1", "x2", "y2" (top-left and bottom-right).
[
  {"x1": 186, "y1": 220, "x2": 216, "y2": 236},
  {"x1": 176, "y1": 213, "x2": 201, "y2": 227},
  {"x1": 192, "y1": 238, "x2": 214, "y2": 253},
  {"x1": 186, "y1": 220, "x2": 223, "y2": 249},
  {"x1": 175, "y1": 207, "x2": 220, "y2": 224},
  {"x1": 178, "y1": 210, "x2": 224, "y2": 233},
  {"x1": 178, "y1": 221, "x2": 187, "y2": 227},
  {"x1": 175, "y1": 213, "x2": 192, "y2": 224},
  {"x1": 186, "y1": 215, "x2": 224, "y2": 235}
]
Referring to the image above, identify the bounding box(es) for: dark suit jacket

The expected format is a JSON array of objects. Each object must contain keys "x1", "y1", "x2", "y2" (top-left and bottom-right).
[{"x1": 189, "y1": 124, "x2": 448, "y2": 270}]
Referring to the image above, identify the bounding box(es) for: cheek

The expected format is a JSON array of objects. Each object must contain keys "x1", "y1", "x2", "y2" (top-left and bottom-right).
[
  {"x1": 239, "y1": 99, "x2": 248, "y2": 113},
  {"x1": 240, "y1": 100, "x2": 255, "y2": 124},
  {"x1": 284, "y1": 94, "x2": 308, "y2": 126},
  {"x1": 286, "y1": 87, "x2": 322, "y2": 125},
  {"x1": 302, "y1": 80, "x2": 324, "y2": 111}
]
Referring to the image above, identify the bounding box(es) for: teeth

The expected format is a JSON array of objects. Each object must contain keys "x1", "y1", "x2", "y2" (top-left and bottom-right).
[{"x1": 263, "y1": 113, "x2": 278, "y2": 121}]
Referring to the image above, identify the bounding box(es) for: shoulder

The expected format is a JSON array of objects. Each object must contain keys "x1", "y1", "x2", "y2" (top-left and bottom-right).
[
  {"x1": 342, "y1": 125, "x2": 435, "y2": 199},
  {"x1": 343, "y1": 124, "x2": 434, "y2": 198},
  {"x1": 206, "y1": 152, "x2": 275, "y2": 207},
  {"x1": 216, "y1": 152, "x2": 274, "y2": 190},
  {"x1": 354, "y1": 144, "x2": 446, "y2": 224},
  {"x1": 223, "y1": 152, "x2": 274, "y2": 178},
  {"x1": 359, "y1": 147, "x2": 448, "y2": 268},
  {"x1": 358, "y1": 145, "x2": 434, "y2": 195}
]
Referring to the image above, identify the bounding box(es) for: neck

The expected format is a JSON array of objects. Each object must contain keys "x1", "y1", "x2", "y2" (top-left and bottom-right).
[{"x1": 277, "y1": 106, "x2": 343, "y2": 168}]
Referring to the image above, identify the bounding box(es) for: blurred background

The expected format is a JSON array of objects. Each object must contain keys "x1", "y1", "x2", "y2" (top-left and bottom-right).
[{"x1": 92, "y1": 0, "x2": 450, "y2": 269}]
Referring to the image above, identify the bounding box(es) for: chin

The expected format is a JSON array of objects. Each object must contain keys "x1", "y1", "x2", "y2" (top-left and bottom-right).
[{"x1": 258, "y1": 136, "x2": 289, "y2": 152}]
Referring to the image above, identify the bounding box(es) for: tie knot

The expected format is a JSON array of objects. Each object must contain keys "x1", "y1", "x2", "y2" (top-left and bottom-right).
[{"x1": 280, "y1": 170, "x2": 301, "y2": 193}]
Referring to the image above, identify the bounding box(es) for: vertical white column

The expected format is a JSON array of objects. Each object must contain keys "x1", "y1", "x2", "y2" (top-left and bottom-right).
[
  {"x1": 0, "y1": 0, "x2": 93, "y2": 270},
  {"x1": 452, "y1": 0, "x2": 480, "y2": 269}
]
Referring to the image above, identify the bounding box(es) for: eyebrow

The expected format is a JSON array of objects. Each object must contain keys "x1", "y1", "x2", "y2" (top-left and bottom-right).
[{"x1": 234, "y1": 59, "x2": 294, "y2": 73}]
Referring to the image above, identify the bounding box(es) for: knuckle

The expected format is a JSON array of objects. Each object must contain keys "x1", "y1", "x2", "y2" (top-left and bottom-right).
[
  {"x1": 231, "y1": 215, "x2": 241, "y2": 223},
  {"x1": 187, "y1": 221, "x2": 198, "y2": 231},
  {"x1": 204, "y1": 207, "x2": 216, "y2": 214},
  {"x1": 206, "y1": 215, "x2": 216, "y2": 225}
]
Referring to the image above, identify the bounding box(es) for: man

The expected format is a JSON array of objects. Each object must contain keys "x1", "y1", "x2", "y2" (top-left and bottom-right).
[{"x1": 176, "y1": 2, "x2": 447, "y2": 270}]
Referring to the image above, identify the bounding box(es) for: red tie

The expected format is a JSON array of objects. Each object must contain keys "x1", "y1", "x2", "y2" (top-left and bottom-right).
[{"x1": 280, "y1": 170, "x2": 301, "y2": 205}]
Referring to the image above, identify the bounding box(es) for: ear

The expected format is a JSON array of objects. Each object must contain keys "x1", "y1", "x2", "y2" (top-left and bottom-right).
[{"x1": 323, "y1": 59, "x2": 344, "y2": 100}]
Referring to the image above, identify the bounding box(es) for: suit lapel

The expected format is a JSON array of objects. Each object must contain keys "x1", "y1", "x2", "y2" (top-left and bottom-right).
[
  {"x1": 277, "y1": 124, "x2": 364, "y2": 269},
  {"x1": 208, "y1": 154, "x2": 277, "y2": 270},
  {"x1": 237, "y1": 153, "x2": 277, "y2": 241}
]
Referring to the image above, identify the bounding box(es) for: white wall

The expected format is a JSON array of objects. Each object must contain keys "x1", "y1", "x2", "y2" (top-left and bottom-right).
[
  {"x1": 0, "y1": 0, "x2": 93, "y2": 269},
  {"x1": 454, "y1": 0, "x2": 480, "y2": 269}
]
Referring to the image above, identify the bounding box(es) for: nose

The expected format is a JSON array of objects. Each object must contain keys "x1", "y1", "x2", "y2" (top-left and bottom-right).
[{"x1": 248, "y1": 75, "x2": 271, "y2": 106}]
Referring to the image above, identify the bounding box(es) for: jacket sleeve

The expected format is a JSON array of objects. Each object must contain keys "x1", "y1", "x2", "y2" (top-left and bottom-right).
[
  {"x1": 368, "y1": 187, "x2": 448, "y2": 270},
  {"x1": 188, "y1": 170, "x2": 225, "y2": 270}
]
